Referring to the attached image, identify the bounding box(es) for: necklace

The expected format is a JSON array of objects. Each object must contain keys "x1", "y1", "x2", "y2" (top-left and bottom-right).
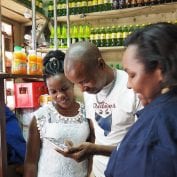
[{"x1": 96, "y1": 69, "x2": 117, "y2": 104}]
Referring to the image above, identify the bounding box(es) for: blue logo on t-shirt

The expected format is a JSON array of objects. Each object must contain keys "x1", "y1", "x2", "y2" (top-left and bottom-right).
[{"x1": 95, "y1": 112, "x2": 112, "y2": 136}]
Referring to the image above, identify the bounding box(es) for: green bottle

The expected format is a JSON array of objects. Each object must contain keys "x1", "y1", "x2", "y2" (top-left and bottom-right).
[
  {"x1": 57, "y1": 1, "x2": 61, "y2": 16},
  {"x1": 92, "y1": 0, "x2": 98, "y2": 12},
  {"x1": 83, "y1": 24, "x2": 91, "y2": 41},
  {"x1": 57, "y1": 26, "x2": 61, "y2": 48},
  {"x1": 50, "y1": 27, "x2": 54, "y2": 48},
  {"x1": 98, "y1": 0, "x2": 104, "y2": 11},
  {"x1": 78, "y1": 25, "x2": 84, "y2": 42},
  {"x1": 88, "y1": 0, "x2": 92, "y2": 12},
  {"x1": 95, "y1": 27, "x2": 101, "y2": 47},
  {"x1": 111, "y1": 25, "x2": 117, "y2": 46},
  {"x1": 69, "y1": 0, "x2": 75, "y2": 15},
  {"x1": 100, "y1": 27, "x2": 106, "y2": 47},
  {"x1": 61, "y1": 0, "x2": 66, "y2": 16},
  {"x1": 39, "y1": 0, "x2": 44, "y2": 14},
  {"x1": 70, "y1": 24, "x2": 78, "y2": 44},
  {"x1": 116, "y1": 26, "x2": 123, "y2": 46},
  {"x1": 76, "y1": 0, "x2": 81, "y2": 14},
  {"x1": 36, "y1": 0, "x2": 40, "y2": 12},
  {"x1": 128, "y1": 24, "x2": 133, "y2": 35},
  {"x1": 105, "y1": 27, "x2": 112, "y2": 47},
  {"x1": 122, "y1": 25, "x2": 129, "y2": 45},
  {"x1": 48, "y1": 0, "x2": 54, "y2": 18},
  {"x1": 103, "y1": 0, "x2": 112, "y2": 10},
  {"x1": 61, "y1": 24, "x2": 67, "y2": 48},
  {"x1": 90, "y1": 28, "x2": 96, "y2": 44}
]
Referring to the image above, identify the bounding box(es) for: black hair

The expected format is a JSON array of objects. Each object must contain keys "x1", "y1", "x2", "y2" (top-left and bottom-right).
[
  {"x1": 43, "y1": 50, "x2": 65, "y2": 80},
  {"x1": 124, "y1": 22, "x2": 177, "y2": 88}
]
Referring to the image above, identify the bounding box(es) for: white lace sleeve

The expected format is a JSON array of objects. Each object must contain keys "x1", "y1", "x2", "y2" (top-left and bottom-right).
[{"x1": 34, "y1": 106, "x2": 48, "y2": 139}]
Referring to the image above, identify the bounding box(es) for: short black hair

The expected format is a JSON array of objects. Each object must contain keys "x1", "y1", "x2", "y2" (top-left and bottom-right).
[
  {"x1": 43, "y1": 50, "x2": 65, "y2": 80},
  {"x1": 124, "y1": 22, "x2": 177, "y2": 88}
]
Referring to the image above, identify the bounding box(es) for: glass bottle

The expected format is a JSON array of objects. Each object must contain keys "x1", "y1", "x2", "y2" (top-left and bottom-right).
[
  {"x1": 111, "y1": 25, "x2": 117, "y2": 47},
  {"x1": 100, "y1": 27, "x2": 106, "y2": 47},
  {"x1": 105, "y1": 26, "x2": 112, "y2": 47},
  {"x1": 48, "y1": 0, "x2": 54, "y2": 18},
  {"x1": 60, "y1": 24, "x2": 67, "y2": 48}
]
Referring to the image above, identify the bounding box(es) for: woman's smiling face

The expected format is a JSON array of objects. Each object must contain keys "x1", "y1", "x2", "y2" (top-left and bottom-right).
[{"x1": 122, "y1": 44, "x2": 164, "y2": 105}]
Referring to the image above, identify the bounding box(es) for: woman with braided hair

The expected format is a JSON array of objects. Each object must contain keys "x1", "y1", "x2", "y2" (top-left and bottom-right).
[{"x1": 24, "y1": 50, "x2": 93, "y2": 177}]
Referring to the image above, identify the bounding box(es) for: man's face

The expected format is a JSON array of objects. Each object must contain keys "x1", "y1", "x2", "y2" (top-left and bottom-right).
[{"x1": 65, "y1": 62, "x2": 104, "y2": 94}]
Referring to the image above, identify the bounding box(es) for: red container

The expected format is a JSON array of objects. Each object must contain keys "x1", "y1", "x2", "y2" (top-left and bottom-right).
[{"x1": 14, "y1": 82, "x2": 48, "y2": 108}]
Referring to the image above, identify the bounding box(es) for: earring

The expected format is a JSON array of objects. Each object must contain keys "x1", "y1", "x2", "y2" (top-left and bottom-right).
[{"x1": 161, "y1": 87, "x2": 170, "y2": 94}]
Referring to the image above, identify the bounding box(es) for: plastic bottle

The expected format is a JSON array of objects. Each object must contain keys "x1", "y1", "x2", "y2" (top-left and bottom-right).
[
  {"x1": 111, "y1": 25, "x2": 117, "y2": 46},
  {"x1": 116, "y1": 26, "x2": 123, "y2": 46},
  {"x1": 36, "y1": 52, "x2": 43, "y2": 75},
  {"x1": 83, "y1": 24, "x2": 91, "y2": 41},
  {"x1": 78, "y1": 25, "x2": 84, "y2": 42},
  {"x1": 100, "y1": 26, "x2": 106, "y2": 47},
  {"x1": 60, "y1": 24, "x2": 67, "y2": 48},
  {"x1": 12, "y1": 46, "x2": 27, "y2": 75},
  {"x1": 50, "y1": 26, "x2": 54, "y2": 48},
  {"x1": 27, "y1": 50, "x2": 37, "y2": 75},
  {"x1": 48, "y1": 0, "x2": 54, "y2": 18}
]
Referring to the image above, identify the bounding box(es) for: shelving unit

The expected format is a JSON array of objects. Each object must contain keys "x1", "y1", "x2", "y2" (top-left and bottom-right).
[
  {"x1": 1, "y1": 0, "x2": 46, "y2": 26},
  {"x1": 0, "y1": 0, "x2": 45, "y2": 176},
  {"x1": 0, "y1": 73, "x2": 43, "y2": 177},
  {"x1": 56, "y1": 2, "x2": 177, "y2": 22},
  {"x1": 51, "y1": 2, "x2": 177, "y2": 63}
]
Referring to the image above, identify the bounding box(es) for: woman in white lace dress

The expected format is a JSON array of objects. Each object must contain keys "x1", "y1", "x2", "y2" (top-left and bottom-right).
[{"x1": 24, "y1": 50, "x2": 93, "y2": 177}]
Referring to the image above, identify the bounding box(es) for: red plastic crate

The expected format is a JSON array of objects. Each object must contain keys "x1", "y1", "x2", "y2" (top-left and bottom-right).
[{"x1": 14, "y1": 82, "x2": 48, "y2": 108}]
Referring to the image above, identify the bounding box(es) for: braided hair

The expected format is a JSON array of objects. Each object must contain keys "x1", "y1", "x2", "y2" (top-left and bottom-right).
[{"x1": 43, "y1": 50, "x2": 65, "y2": 80}]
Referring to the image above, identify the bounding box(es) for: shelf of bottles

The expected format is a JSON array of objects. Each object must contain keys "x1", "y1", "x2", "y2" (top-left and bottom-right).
[
  {"x1": 16, "y1": 0, "x2": 45, "y2": 15},
  {"x1": 49, "y1": 22, "x2": 146, "y2": 48},
  {"x1": 47, "y1": 0, "x2": 177, "y2": 20}
]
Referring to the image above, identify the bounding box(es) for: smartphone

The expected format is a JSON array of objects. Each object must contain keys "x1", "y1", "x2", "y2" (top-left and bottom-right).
[{"x1": 46, "y1": 139, "x2": 68, "y2": 151}]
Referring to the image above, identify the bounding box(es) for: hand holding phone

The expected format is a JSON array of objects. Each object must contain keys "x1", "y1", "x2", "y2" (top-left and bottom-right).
[{"x1": 46, "y1": 139, "x2": 68, "y2": 151}]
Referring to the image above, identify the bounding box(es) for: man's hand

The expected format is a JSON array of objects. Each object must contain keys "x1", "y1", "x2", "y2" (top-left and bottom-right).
[{"x1": 55, "y1": 141, "x2": 94, "y2": 162}]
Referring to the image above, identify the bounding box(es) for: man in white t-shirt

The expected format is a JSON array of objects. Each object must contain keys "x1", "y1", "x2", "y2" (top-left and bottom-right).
[{"x1": 62, "y1": 41, "x2": 140, "y2": 177}]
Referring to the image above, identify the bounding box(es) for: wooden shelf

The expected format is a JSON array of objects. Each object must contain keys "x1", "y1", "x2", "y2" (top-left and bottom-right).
[
  {"x1": 37, "y1": 46, "x2": 125, "y2": 53},
  {"x1": 1, "y1": 0, "x2": 46, "y2": 25},
  {"x1": 57, "y1": 2, "x2": 177, "y2": 22},
  {"x1": 0, "y1": 73, "x2": 43, "y2": 79}
]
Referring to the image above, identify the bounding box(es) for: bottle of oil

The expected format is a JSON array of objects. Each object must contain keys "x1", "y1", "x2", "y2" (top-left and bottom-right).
[
  {"x1": 105, "y1": 26, "x2": 112, "y2": 47},
  {"x1": 49, "y1": 26, "x2": 54, "y2": 48},
  {"x1": 95, "y1": 27, "x2": 101, "y2": 47},
  {"x1": 116, "y1": 26, "x2": 123, "y2": 46},
  {"x1": 90, "y1": 28, "x2": 96, "y2": 44},
  {"x1": 48, "y1": 0, "x2": 54, "y2": 18},
  {"x1": 100, "y1": 27, "x2": 106, "y2": 47},
  {"x1": 60, "y1": 24, "x2": 67, "y2": 48},
  {"x1": 92, "y1": 0, "x2": 98, "y2": 12},
  {"x1": 98, "y1": 0, "x2": 104, "y2": 11},
  {"x1": 122, "y1": 25, "x2": 129, "y2": 45},
  {"x1": 84, "y1": 24, "x2": 91, "y2": 41},
  {"x1": 78, "y1": 25, "x2": 84, "y2": 41}
]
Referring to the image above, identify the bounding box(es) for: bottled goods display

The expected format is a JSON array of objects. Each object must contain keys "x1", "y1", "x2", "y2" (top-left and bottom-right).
[
  {"x1": 50, "y1": 24, "x2": 91, "y2": 48},
  {"x1": 17, "y1": 0, "x2": 45, "y2": 14},
  {"x1": 49, "y1": 23, "x2": 146, "y2": 48},
  {"x1": 47, "y1": 0, "x2": 176, "y2": 17},
  {"x1": 12, "y1": 47, "x2": 43, "y2": 76}
]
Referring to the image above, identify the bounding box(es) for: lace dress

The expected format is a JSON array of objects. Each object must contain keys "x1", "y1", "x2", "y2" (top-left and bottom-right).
[{"x1": 34, "y1": 102, "x2": 90, "y2": 177}]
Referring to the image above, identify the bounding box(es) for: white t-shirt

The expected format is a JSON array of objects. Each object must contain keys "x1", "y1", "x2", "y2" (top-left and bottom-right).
[{"x1": 84, "y1": 70, "x2": 140, "y2": 177}]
